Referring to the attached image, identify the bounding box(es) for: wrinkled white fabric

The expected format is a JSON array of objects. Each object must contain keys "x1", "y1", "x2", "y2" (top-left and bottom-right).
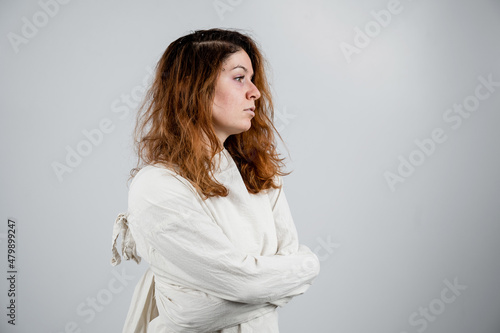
[{"x1": 111, "y1": 148, "x2": 320, "y2": 332}]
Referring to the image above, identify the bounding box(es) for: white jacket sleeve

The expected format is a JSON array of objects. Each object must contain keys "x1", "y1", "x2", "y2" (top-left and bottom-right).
[
  {"x1": 266, "y1": 175, "x2": 319, "y2": 307},
  {"x1": 127, "y1": 168, "x2": 320, "y2": 306},
  {"x1": 268, "y1": 175, "x2": 300, "y2": 255}
]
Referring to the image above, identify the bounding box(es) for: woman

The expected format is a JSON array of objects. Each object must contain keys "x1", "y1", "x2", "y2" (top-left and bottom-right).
[{"x1": 111, "y1": 28, "x2": 320, "y2": 332}]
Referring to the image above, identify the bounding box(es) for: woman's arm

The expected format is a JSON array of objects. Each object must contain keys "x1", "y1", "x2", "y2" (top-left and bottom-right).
[
  {"x1": 150, "y1": 279, "x2": 278, "y2": 332},
  {"x1": 268, "y1": 175, "x2": 300, "y2": 255},
  {"x1": 128, "y1": 167, "x2": 320, "y2": 306},
  {"x1": 266, "y1": 175, "x2": 318, "y2": 307}
]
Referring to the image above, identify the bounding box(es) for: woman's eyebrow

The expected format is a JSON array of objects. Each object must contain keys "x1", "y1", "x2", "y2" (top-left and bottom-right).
[
  {"x1": 231, "y1": 65, "x2": 254, "y2": 78},
  {"x1": 231, "y1": 65, "x2": 248, "y2": 72}
]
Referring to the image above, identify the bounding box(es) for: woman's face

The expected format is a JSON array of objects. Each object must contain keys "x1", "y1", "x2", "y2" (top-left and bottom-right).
[{"x1": 212, "y1": 49, "x2": 261, "y2": 144}]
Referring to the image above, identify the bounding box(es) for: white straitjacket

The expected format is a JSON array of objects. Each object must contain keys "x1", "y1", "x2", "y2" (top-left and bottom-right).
[{"x1": 111, "y1": 148, "x2": 320, "y2": 332}]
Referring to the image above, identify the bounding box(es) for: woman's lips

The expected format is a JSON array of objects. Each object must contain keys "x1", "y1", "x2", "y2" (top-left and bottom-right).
[{"x1": 244, "y1": 107, "x2": 255, "y2": 116}]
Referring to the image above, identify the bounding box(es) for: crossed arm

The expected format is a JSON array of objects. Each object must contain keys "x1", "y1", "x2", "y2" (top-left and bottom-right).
[{"x1": 127, "y1": 169, "x2": 320, "y2": 331}]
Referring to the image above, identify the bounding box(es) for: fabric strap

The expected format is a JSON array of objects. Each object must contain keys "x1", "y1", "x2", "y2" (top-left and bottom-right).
[
  {"x1": 111, "y1": 212, "x2": 141, "y2": 266},
  {"x1": 111, "y1": 213, "x2": 158, "y2": 332}
]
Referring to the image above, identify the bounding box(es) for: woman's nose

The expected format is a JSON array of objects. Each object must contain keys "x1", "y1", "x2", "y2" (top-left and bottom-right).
[{"x1": 247, "y1": 82, "x2": 261, "y2": 100}]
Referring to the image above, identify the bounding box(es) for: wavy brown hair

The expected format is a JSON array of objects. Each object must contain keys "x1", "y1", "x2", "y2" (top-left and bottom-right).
[{"x1": 130, "y1": 28, "x2": 291, "y2": 200}]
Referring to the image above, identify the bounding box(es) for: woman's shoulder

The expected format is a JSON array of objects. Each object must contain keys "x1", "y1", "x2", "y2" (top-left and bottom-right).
[
  {"x1": 133, "y1": 163, "x2": 176, "y2": 180},
  {"x1": 130, "y1": 164, "x2": 174, "y2": 188},
  {"x1": 128, "y1": 164, "x2": 197, "y2": 206}
]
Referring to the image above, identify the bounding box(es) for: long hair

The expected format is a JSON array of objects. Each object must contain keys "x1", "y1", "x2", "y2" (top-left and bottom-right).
[{"x1": 130, "y1": 28, "x2": 291, "y2": 200}]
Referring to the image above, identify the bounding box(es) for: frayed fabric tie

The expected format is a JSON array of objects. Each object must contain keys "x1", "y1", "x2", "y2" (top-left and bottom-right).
[{"x1": 111, "y1": 212, "x2": 141, "y2": 266}]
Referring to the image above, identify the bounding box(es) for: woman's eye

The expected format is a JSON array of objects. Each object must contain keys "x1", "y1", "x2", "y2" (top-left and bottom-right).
[{"x1": 235, "y1": 76, "x2": 244, "y2": 82}]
